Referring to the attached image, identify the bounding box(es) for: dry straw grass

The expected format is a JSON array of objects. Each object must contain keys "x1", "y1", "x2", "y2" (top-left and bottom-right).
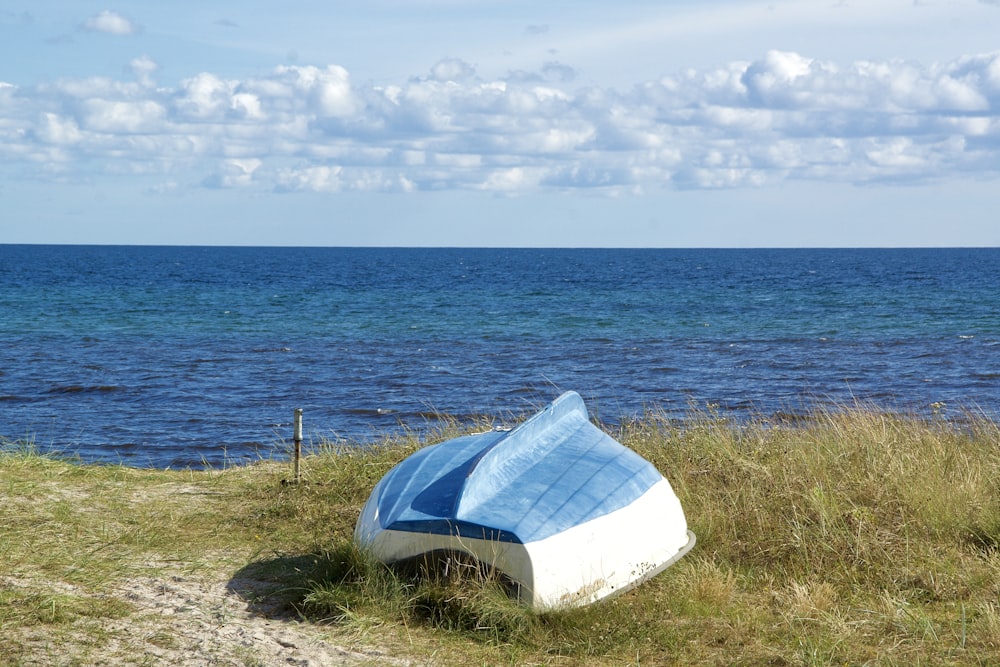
[{"x1": 3, "y1": 405, "x2": 1000, "y2": 665}]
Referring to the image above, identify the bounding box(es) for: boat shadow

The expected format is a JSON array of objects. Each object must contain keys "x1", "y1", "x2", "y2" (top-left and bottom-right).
[
  {"x1": 226, "y1": 543, "x2": 527, "y2": 627},
  {"x1": 226, "y1": 546, "x2": 358, "y2": 621}
]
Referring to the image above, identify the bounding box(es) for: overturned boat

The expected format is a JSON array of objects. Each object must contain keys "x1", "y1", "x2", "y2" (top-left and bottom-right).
[{"x1": 354, "y1": 391, "x2": 695, "y2": 610}]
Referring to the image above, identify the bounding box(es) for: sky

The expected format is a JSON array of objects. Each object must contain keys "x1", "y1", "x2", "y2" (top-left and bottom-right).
[{"x1": 1, "y1": 0, "x2": 999, "y2": 247}]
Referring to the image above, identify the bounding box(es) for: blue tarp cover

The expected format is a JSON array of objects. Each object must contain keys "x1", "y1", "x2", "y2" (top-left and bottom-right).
[{"x1": 372, "y1": 392, "x2": 662, "y2": 544}]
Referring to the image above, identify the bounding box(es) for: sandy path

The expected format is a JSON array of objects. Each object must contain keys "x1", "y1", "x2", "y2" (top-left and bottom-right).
[
  {"x1": 113, "y1": 571, "x2": 410, "y2": 666},
  {"x1": 7, "y1": 569, "x2": 414, "y2": 666}
]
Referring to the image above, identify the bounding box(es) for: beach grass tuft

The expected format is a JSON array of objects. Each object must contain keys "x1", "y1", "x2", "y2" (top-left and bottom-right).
[{"x1": 3, "y1": 406, "x2": 1000, "y2": 664}]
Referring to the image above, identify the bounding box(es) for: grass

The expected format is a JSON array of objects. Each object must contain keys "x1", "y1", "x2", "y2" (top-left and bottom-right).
[{"x1": 2, "y1": 406, "x2": 1000, "y2": 665}]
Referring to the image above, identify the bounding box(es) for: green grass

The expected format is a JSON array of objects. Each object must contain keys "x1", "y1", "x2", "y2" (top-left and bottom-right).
[{"x1": 3, "y1": 406, "x2": 1000, "y2": 665}]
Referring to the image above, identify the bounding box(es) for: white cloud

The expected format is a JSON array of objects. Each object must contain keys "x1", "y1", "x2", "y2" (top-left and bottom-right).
[
  {"x1": 430, "y1": 58, "x2": 477, "y2": 83},
  {"x1": 36, "y1": 112, "x2": 83, "y2": 145},
  {"x1": 478, "y1": 166, "x2": 538, "y2": 192},
  {"x1": 2, "y1": 50, "x2": 999, "y2": 195},
  {"x1": 231, "y1": 93, "x2": 264, "y2": 120},
  {"x1": 175, "y1": 73, "x2": 237, "y2": 119},
  {"x1": 82, "y1": 10, "x2": 138, "y2": 36},
  {"x1": 275, "y1": 65, "x2": 357, "y2": 118},
  {"x1": 275, "y1": 165, "x2": 413, "y2": 193},
  {"x1": 130, "y1": 56, "x2": 158, "y2": 88},
  {"x1": 865, "y1": 137, "x2": 928, "y2": 169},
  {"x1": 742, "y1": 50, "x2": 816, "y2": 106},
  {"x1": 203, "y1": 158, "x2": 262, "y2": 188},
  {"x1": 81, "y1": 99, "x2": 165, "y2": 133}
]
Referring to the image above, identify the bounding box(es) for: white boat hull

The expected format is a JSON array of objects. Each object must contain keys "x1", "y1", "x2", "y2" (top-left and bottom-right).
[
  {"x1": 360, "y1": 478, "x2": 694, "y2": 609},
  {"x1": 354, "y1": 391, "x2": 695, "y2": 610}
]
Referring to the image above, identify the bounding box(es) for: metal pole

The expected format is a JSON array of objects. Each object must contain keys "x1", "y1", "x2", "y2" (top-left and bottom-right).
[{"x1": 293, "y1": 408, "x2": 303, "y2": 483}]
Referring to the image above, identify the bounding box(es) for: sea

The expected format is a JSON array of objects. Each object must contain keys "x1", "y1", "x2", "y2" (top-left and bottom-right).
[{"x1": 1, "y1": 245, "x2": 998, "y2": 468}]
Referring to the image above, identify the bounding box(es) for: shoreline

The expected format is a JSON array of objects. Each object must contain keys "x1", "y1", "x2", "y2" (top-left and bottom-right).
[{"x1": 8, "y1": 399, "x2": 994, "y2": 472}]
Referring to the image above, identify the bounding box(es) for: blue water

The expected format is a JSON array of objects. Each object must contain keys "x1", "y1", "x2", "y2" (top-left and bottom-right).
[{"x1": 1, "y1": 245, "x2": 998, "y2": 468}]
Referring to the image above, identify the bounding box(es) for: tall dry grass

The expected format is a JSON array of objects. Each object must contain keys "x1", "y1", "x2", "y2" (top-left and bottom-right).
[{"x1": 3, "y1": 406, "x2": 1000, "y2": 665}]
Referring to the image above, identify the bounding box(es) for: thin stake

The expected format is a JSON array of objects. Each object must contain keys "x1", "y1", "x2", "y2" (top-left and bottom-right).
[{"x1": 293, "y1": 408, "x2": 303, "y2": 483}]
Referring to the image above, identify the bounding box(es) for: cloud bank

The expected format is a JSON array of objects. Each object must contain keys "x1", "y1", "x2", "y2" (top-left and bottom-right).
[{"x1": 1, "y1": 50, "x2": 998, "y2": 195}]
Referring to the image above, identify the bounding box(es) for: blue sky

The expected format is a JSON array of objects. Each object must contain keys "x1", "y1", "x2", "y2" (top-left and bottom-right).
[{"x1": 2, "y1": 1, "x2": 999, "y2": 247}]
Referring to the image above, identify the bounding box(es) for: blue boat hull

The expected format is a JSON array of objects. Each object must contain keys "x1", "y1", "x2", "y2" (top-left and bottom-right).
[{"x1": 354, "y1": 391, "x2": 695, "y2": 608}]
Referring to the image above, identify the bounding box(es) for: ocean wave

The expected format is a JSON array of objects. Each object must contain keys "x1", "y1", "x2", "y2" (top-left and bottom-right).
[{"x1": 45, "y1": 384, "x2": 125, "y2": 394}]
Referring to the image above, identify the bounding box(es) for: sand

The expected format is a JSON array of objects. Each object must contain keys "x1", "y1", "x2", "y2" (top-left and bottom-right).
[{"x1": 6, "y1": 566, "x2": 414, "y2": 666}]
